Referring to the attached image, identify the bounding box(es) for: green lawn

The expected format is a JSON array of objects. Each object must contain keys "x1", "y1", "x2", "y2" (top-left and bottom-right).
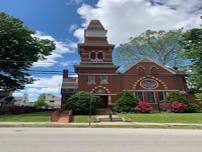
[
  {"x1": 73, "y1": 115, "x2": 96, "y2": 123},
  {"x1": 0, "y1": 111, "x2": 52, "y2": 122},
  {"x1": 119, "y1": 113, "x2": 202, "y2": 124}
]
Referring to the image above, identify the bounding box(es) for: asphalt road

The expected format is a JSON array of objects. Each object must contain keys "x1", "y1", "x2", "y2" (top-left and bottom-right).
[{"x1": 0, "y1": 128, "x2": 202, "y2": 152}]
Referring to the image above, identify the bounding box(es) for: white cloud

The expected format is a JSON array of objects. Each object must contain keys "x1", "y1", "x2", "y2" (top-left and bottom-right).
[
  {"x1": 14, "y1": 75, "x2": 62, "y2": 101},
  {"x1": 69, "y1": 24, "x2": 78, "y2": 32},
  {"x1": 73, "y1": 28, "x2": 84, "y2": 42},
  {"x1": 74, "y1": 0, "x2": 202, "y2": 45},
  {"x1": 33, "y1": 31, "x2": 76, "y2": 67}
]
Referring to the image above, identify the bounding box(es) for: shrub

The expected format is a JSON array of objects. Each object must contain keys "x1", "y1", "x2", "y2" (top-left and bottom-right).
[
  {"x1": 185, "y1": 103, "x2": 201, "y2": 113},
  {"x1": 195, "y1": 88, "x2": 202, "y2": 103},
  {"x1": 135, "y1": 101, "x2": 153, "y2": 113},
  {"x1": 169, "y1": 101, "x2": 187, "y2": 113},
  {"x1": 166, "y1": 92, "x2": 190, "y2": 103},
  {"x1": 65, "y1": 91, "x2": 100, "y2": 115},
  {"x1": 114, "y1": 91, "x2": 138, "y2": 113}
]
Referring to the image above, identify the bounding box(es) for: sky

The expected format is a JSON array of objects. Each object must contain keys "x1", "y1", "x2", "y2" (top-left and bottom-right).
[{"x1": 0, "y1": 0, "x2": 201, "y2": 101}]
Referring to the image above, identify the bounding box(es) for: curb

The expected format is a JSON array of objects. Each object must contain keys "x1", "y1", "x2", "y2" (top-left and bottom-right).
[{"x1": 0, "y1": 122, "x2": 202, "y2": 129}]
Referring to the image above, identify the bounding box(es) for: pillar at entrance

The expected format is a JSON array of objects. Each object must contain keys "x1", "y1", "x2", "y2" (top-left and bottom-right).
[{"x1": 108, "y1": 96, "x2": 112, "y2": 105}]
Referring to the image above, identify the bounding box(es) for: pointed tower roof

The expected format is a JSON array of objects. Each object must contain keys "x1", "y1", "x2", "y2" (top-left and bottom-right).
[
  {"x1": 78, "y1": 20, "x2": 114, "y2": 48},
  {"x1": 87, "y1": 20, "x2": 106, "y2": 30}
]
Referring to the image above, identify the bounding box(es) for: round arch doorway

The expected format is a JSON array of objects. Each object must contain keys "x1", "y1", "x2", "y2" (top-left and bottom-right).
[{"x1": 99, "y1": 95, "x2": 108, "y2": 108}]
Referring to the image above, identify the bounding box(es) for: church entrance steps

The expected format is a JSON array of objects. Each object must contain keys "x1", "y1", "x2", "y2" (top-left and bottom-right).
[
  {"x1": 96, "y1": 108, "x2": 111, "y2": 115},
  {"x1": 96, "y1": 115, "x2": 123, "y2": 122}
]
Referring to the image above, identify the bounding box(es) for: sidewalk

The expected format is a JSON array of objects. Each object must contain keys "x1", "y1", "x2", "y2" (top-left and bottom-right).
[{"x1": 0, "y1": 121, "x2": 202, "y2": 129}]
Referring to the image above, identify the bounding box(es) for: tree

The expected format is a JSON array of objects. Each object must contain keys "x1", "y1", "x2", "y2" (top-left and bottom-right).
[
  {"x1": 182, "y1": 28, "x2": 202, "y2": 90},
  {"x1": 182, "y1": 27, "x2": 202, "y2": 102},
  {"x1": 0, "y1": 12, "x2": 55, "y2": 90},
  {"x1": 114, "y1": 29, "x2": 185, "y2": 71},
  {"x1": 35, "y1": 93, "x2": 48, "y2": 107},
  {"x1": 114, "y1": 91, "x2": 138, "y2": 113},
  {"x1": 65, "y1": 91, "x2": 100, "y2": 115}
]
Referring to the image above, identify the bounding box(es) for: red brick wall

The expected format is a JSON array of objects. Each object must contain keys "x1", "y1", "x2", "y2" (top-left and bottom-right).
[
  {"x1": 76, "y1": 60, "x2": 187, "y2": 103},
  {"x1": 78, "y1": 73, "x2": 120, "y2": 94}
]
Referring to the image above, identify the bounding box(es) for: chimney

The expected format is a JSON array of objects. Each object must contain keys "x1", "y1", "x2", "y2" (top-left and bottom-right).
[{"x1": 63, "y1": 69, "x2": 68, "y2": 78}]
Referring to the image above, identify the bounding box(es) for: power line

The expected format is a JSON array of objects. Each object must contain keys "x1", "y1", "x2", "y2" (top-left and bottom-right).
[
  {"x1": 0, "y1": 59, "x2": 78, "y2": 65},
  {"x1": 24, "y1": 69, "x2": 62, "y2": 72}
]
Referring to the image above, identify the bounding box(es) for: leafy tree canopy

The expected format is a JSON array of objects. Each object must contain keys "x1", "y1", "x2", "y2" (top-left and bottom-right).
[
  {"x1": 182, "y1": 27, "x2": 202, "y2": 101},
  {"x1": 114, "y1": 29, "x2": 185, "y2": 71},
  {"x1": 0, "y1": 12, "x2": 55, "y2": 90},
  {"x1": 35, "y1": 93, "x2": 48, "y2": 107},
  {"x1": 182, "y1": 28, "x2": 202, "y2": 90}
]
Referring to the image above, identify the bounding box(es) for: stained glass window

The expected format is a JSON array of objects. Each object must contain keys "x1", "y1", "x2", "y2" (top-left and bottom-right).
[{"x1": 140, "y1": 79, "x2": 158, "y2": 89}]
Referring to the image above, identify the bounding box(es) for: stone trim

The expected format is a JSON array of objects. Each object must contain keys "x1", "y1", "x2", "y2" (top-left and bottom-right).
[
  {"x1": 90, "y1": 85, "x2": 111, "y2": 94},
  {"x1": 132, "y1": 76, "x2": 168, "y2": 90}
]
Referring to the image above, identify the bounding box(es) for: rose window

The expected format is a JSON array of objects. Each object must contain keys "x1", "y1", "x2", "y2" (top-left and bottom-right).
[{"x1": 140, "y1": 79, "x2": 158, "y2": 89}]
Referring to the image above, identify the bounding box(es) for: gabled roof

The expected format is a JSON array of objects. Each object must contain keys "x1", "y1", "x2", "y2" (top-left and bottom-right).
[{"x1": 123, "y1": 57, "x2": 178, "y2": 74}]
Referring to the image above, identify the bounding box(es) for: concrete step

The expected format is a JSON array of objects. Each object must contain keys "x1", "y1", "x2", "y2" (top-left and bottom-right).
[{"x1": 96, "y1": 108, "x2": 111, "y2": 115}]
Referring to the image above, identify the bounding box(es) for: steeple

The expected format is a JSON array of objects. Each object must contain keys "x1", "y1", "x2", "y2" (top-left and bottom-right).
[
  {"x1": 82, "y1": 20, "x2": 110, "y2": 45},
  {"x1": 77, "y1": 20, "x2": 115, "y2": 64}
]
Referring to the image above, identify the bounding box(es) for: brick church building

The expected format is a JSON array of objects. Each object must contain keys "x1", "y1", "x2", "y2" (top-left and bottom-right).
[{"x1": 61, "y1": 20, "x2": 187, "y2": 109}]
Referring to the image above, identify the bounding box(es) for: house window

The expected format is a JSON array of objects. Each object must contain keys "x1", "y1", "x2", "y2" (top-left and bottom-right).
[
  {"x1": 158, "y1": 91, "x2": 165, "y2": 102},
  {"x1": 100, "y1": 75, "x2": 108, "y2": 84},
  {"x1": 97, "y1": 52, "x2": 103, "y2": 60},
  {"x1": 136, "y1": 92, "x2": 144, "y2": 101},
  {"x1": 90, "y1": 51, "x2": 104, "y2": 61},
  {"x1": 50, "y1": 100, "x2": 54, "y2": 103},
  {"x1": 88, "y1": 75, "x2": 96, "y2": 84},
  {"x1": 90, "y1": 52, "x2": 96, "y2": 60},
  {"x1": 147, "y1": 92, "x2": 156, "y2": 103}
]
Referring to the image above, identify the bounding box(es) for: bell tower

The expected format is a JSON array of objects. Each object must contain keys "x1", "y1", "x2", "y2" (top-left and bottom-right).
[
  {"x1": 74, "y1": 20, "x2": 119, "y2": 108},
  {"x1": 77, "y1": 20, "x2": 114, "y2": 64}
]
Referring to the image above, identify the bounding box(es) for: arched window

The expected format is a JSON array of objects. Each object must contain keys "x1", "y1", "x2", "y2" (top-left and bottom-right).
[
  {"x1": 90, "y1": 52, "x2": 96, "y2": 60},
  {"x1": 151, "y1": 67, "x2": 158, "y2": 75},
  {"x1": 97, "y1": 52, "x2": 103, "y2": 60},
  {"x1": 138, "y1": 67, "x2": 145, "y2": 74}
]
